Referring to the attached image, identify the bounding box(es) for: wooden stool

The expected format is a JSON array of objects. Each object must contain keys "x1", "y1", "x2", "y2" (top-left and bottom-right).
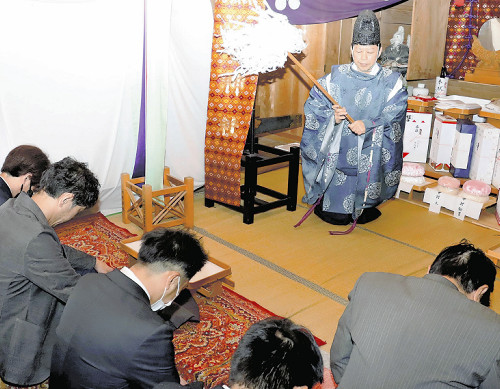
[
  {"x1": 205, "y1": 145, "x2": 300, "y2": 224},
  {"x1": 121, "y1": 167, "x2": 194, "y2": 232},
  {"x1": 120, "y1": 236, "x2": 234, "y2": 297}
]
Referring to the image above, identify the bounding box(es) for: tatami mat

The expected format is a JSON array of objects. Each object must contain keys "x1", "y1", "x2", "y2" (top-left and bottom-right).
[{"x1": 108, "y1": 166, "x2": 500, "y2": 352}]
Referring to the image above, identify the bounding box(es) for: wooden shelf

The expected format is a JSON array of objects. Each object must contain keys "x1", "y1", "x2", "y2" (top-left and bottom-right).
[
  {"x1": 421, "y1": 163, "x2": 499, "y2": 195},
  {"x1": 407, "y1": 97, "x2": 437, "y2": 113},
  {"x1": 480, "y1": 109, "x2": 500, "y2": 121},
  {"x1": 435, "y1": 106, "x2": 482, "y2": 120},
  {"x1": 397, "y1": 184, "x2": 499, "y2": 232},
  {"x1": 479, "y1": 109, "x2": 500, "y2": 127}
]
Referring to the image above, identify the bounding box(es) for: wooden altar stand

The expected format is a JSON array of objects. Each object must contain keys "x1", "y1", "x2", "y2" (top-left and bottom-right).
[
  {"x1": 407, "y1": 97, "x2": 436, "y2": 113},
  {"x1": 121, "y1": 167, "x2": 194, "y2": 233},
  {"x1": 435, "y1": 106, "x2": 482, "y2": 120},
  {"x1": 120, "y1": 236, "x2": 233, "y2": 297},
  {"x1": 479, "y1": 109, "x2": 500, "y2": 128},
  {"x1": 205, "y1": 112, "x2": 301, "y2": 224}
]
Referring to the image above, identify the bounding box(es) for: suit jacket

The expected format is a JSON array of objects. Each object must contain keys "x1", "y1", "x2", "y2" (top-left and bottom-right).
[
  {"x1": 0, "y1": 193, "x2": 96, "y2": 386},
  {"x1": 331, "y1": 273, "x2": 500, "y2": 389},
  {"x1": 0, "y1": 177, "x2": 12, "y2": 207},
  {"x1": 50, "y1": 269, "x2": 182, "y2": 389}
]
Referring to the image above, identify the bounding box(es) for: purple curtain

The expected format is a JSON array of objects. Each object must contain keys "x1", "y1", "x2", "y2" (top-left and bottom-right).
[
  {"x1": 132, "y1": 2, "x2": 146, "y2": 179},
  {"x1": 132, "y1": 0, "x2": 408, "y2": 177},
  {"x1": 268, "y1": 0, "x2": 407, "y2": 25}
]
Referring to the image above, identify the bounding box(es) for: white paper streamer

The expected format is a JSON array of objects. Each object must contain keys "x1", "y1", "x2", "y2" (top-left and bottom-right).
[{"x1": 218, "y1": 0, "x2": 307, "y2": 78}]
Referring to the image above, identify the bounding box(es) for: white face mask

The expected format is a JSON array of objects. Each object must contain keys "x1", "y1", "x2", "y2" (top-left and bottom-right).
[{"x1": 151, "y1": 276, "x2": 180, "y2": 312}]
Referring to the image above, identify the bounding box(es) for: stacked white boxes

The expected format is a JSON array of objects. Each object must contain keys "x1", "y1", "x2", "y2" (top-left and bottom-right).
[
  {"x1": 429, "y1": 113, "x2": 457, "y2": 171},
  {"x1": 449, "y1": 119, "x2": 476, "y2": 178},
  {"x1": 403, "y1": 111, "x2": 433, "y2": 163},
  {"x1": 470, "y1": 123, "x2": 500, "y2": 185}
]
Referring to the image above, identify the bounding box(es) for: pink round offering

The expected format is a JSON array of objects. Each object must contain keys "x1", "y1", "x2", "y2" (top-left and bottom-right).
[
  {"x1": 402, "y1": 162, "x2": 425, "y2": 177},
  {"x1": 437, "y1": 176, "x2": 460, "y2": 189},
  {"x1": 462, "y1": 180, "x2": 491, "y2": 197}
]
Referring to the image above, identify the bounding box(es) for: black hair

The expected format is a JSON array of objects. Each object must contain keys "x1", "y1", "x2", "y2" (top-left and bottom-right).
[
  {"x1": 1, "y1": 145, "x2": 50, "y2": 191},
  {"x1": 39, "y1": 157, "x2": 100, "y2": 208},
  {"x1": 229, "y1": 317, "x2": 323, "y2": 389},
  {"x1": 138, "y1": 228, "x2": 208, "y2": 279},
  {"x1": 429, "y1": 239, "x2": 496, "y2": 306}
]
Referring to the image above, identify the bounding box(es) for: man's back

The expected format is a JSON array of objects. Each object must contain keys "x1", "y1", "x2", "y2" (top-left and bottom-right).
[
  {"x1": 331, "y1": 272, "x2": 500, "y2": 388},
  {"x1": 50, "y1": 269, "x2": 180, "y2": 389},
  {"x1": 0, "y1": 194, "x2": 80, "y2": 386}
]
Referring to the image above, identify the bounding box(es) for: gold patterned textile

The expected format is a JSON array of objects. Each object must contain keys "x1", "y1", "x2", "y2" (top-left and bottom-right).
[{"x1": 204, "y1": 0, "x2": 262, "y2": 206}]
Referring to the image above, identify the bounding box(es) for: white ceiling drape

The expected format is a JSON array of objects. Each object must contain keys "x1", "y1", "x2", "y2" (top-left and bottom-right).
[
  {"x1": 164, "y1": 0, "x2": 213, "y2": 189},
  {"x1": 0, "y1": 0, "x2": 143, "y2": 214},
  {"x1": 0, "y1": 0, "x2": 213, "y2": 214}
]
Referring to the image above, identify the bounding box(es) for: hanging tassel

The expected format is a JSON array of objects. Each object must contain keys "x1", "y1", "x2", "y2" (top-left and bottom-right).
[
  {"x1": 294, "y1": 196, "x2": 322, "y2": 227},
  {"x1": 329, "y1": 219, "x2": 357, "y2": 235}
]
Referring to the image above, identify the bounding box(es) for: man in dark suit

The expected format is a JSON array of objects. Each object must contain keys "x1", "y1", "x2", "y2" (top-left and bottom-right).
[
  {"x1": 0, "y1": 145, "x2": 50, "y2": 206},
  {"x1": 330, "y1": 240, "x2": 500, "y2": 388},
  {"x1": 0, "y1": 157, "x2": 112, "y2": 386},
  {"x1": 153, "y1": 317, "x2": 324, "y2": 389},
  {"x1": 50, "y1": 228, "x2": 208, "y2": 389}
]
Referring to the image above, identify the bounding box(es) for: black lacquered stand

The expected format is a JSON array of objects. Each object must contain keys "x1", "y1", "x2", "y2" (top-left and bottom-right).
[{"x1": 205, "y1": 109, "x2": 300, "y2": 224}]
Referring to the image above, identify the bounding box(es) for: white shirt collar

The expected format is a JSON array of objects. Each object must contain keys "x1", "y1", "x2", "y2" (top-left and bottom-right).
[
  {"x1": 0, "y1": 176, "x2": 12, "y2": 193},
  {"x1": 120, "y1": 266, "x2": 150, "y2": 299}
]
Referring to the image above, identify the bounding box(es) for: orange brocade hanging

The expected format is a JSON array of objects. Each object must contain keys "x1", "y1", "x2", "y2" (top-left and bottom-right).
[{"x1": 204, "y1": 0, "x2": 262, "y2": 207}]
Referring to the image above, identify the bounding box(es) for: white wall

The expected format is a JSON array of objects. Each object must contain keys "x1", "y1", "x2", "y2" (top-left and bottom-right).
[{"x1": 0, "y1": 0, "x2": 213, "y2": 214}]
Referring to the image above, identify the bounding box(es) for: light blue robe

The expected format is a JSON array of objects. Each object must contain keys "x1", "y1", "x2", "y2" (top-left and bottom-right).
[{"x1": 300, "y1": 63, "x2": 408, "y2": 218}]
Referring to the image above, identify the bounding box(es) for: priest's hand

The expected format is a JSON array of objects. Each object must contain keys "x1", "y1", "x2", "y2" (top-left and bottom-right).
[
  {"x1": 95, "y1": 259, "x2": 113, "y2": 273},
  {"x1": 333, "y1": 104, "x2": 347, "y2": 124},
  {"x1": 348, "y1": 120, "x2": 366, "y2": 135}
]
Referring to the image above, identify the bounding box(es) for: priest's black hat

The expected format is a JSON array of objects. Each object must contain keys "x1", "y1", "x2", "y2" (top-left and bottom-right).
[{"x1": 352, "y1": 10, "x2": 380, "y2": 46}]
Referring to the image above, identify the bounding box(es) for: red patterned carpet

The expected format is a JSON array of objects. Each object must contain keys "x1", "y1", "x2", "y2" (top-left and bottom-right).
[
  {"x1": 175, "y1": 286, "x2": 280, "y2": 387},
  {"x1": 175, "y1": 285, "x2": 331, "y2": 388},
  {"x1": 1, "y1": 212, "x2": 331, "y2": 389},
  {"x1": 55, "y1": 212, "x2": 135, "y2": 268}
]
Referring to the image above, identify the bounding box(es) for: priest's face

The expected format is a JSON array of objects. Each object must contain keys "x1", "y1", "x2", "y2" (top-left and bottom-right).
[{"x1": 351, "y1": 44, "x2": 381, "y2": 73}]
